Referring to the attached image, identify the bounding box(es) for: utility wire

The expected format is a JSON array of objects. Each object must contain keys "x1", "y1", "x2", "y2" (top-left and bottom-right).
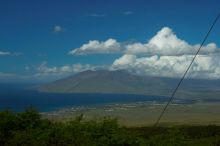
[{"x1": 152, "y1": 13, "x2": 220, "y2": 129}]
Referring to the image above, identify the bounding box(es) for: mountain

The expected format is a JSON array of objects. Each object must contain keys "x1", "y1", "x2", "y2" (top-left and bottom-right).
[
  {"x1": 38, "y1": 70, "x2": 172, "y2": 95},
  {"x1": 38, "y1": 69, "x2": 220, "y2": 99}
]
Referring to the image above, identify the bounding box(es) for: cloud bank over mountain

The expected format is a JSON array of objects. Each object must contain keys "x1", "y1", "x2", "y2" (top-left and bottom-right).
[
  {"x1": 35, "y1": 62, "x2": 98, "y2": 77},
  {"x1": 69, "y1": 27, "x2": 220, "y2": 79},
  {"x1": 112, "y1": 54, "x2": 220, "y2": 79}
]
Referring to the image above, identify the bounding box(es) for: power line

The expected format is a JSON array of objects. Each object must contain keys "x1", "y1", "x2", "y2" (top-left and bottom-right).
[{"x1": 152, "y1": 13, "x2": 220, "y2": 129}]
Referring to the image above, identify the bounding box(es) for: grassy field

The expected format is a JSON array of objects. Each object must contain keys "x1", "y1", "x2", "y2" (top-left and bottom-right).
[
  {"x1": 42, "y1": 101, "x2": 220, "y2": 126},
  {"x1": 1, "y1": 108, "x2": 220, "y2": 146}
]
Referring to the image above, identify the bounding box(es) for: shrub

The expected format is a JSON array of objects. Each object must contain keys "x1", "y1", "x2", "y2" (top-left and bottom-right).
[{"x1": 0, "y1": 108, "x2": 220, "y2": 146}]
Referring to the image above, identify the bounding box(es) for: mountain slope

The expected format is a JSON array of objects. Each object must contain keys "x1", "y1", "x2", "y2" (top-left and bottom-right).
[
  {"x1": 38, "y1": 69, "x2": 220, "y2": 99},
  {"x1": 39, "y1": 70, "x2": 171, "y2": 95}
]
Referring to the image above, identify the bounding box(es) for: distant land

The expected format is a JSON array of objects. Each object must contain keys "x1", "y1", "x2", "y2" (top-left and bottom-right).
[{"x1": 39, "y1": 70, "x2": 220, "y2": 100}]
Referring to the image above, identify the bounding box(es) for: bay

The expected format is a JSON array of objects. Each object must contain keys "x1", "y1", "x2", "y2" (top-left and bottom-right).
[{"x1": 0, "y1": 83, "x2": 195, "y2": 112}]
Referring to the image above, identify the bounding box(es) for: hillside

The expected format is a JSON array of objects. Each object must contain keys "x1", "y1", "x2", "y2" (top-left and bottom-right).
[
  {"x1": 39, "y1": 69, "x2": 220, "y2": 99},
  {"x1": 39, "y1": 70, "x2": 171, "y2": 95}
]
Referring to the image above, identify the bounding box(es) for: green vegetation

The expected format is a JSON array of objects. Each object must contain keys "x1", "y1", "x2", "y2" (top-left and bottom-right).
[{"x1": 1, "y1": 108, "x2": 220, "y2": 146}]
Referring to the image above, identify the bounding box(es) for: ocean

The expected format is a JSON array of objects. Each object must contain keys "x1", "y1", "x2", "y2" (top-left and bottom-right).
[{"x1": 0, "y1": 83, "x2": 196, "y2": 112}]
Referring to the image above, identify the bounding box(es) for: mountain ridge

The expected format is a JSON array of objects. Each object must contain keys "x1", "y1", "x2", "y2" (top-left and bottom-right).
[
  {"x1": 39, "y1": 69, "x2": 170, "y2": 95},
  {"x1": 38, "y1": 69, "x2": 220, "y2": 99}
]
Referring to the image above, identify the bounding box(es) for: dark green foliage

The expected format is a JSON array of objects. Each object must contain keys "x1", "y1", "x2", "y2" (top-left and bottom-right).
[
  {"x1": 16, "y1": 107, "x2": 41, "y2": 130},
  {"x1": 0, "y1": 108, "x2": 220, "y2": 146},
  {"x1": 0, "y1": 110, "x2": 17, "y2": 145}
]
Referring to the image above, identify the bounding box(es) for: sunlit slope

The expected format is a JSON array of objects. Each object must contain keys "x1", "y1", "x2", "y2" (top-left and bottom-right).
[
  {"x1": 39, "y1": 70, "x2": 220, "y2": 99},
  {"x1": 39, "y1": 70, "x2": 168, "y2": 95}
]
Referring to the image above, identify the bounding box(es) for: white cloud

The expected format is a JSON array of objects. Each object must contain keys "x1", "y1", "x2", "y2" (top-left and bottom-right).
[
  {"x1": 69, "y1": 38, "x2": 121, "y2": 55},
  {"x1": 112, "y1": 54, "x2": 136, "y2": 69},
  {"x1": 89, "y1": 13, "x2": 105, "y2": 17},
  {"x1": 0, "y1": 51, "x2": 10, "y2": 56},
  {"x1": 59, "y1": 26, "x2": 220, "y2": 79},
  {"x1": 53, "y1": 25, "x2": 63, "y2": 33},
  {"x1": 124, "y1": 11, "x2": 134, "y2": 15},
  {"x1": 109, "y1": 27, "x2": 220, "y2": 79},
  {"x1": 112, "y1": 54, "x2": 220, "y2": 79},
  {"x1": 35, "y1": 61, "x2": 105, "y2": 77},
  {"x1": 69, "y1": 27, "x2": 219, "y2": 56},
  {"x1": 125, "y1": 27, "x2": 218, "y2": 55}
]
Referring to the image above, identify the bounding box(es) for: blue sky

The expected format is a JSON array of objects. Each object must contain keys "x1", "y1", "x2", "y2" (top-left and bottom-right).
[{"x1": 0, "y1": 0, "x2": 220, "y2": 82}]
